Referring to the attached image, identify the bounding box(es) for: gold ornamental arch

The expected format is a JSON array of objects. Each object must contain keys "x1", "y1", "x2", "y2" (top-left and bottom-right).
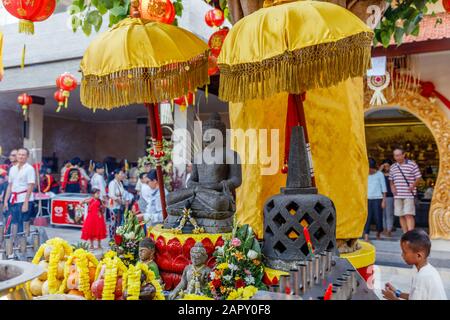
[{"x1": 364, "y1": 89, "x2": 450, "y2": 240}]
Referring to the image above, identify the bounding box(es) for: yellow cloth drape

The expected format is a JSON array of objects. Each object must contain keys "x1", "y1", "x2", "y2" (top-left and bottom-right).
[{"x1": 230, "y1": 78, "x2": 368, "y2": 239}]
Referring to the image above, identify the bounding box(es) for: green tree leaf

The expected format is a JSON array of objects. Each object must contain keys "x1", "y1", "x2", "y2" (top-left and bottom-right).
[
  {"x1": 71, "y1": 15, "x2": 82, "y2": 33},
  {"x1": 394, "y1": 27, "x2": 405, "y2": 45},
  {"x1": 82, "y1": 20, "x2": 92, "y2": 36},
  {"x1": 381, "y1": 30, "x2": 391, "y2": 48}
]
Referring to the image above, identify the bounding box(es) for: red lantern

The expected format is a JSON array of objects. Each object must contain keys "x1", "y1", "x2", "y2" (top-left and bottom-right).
[
  {"x1": 443, "y1": 0, "x2": 450, "y2": 12},
  {"x1": 56, "y1": 72, "x2": 77, "y2": 109},
  {"x1": 140, "y1": 0, "x2": 176, "y2": 24},
  {"x1": 17, "y1": 93, "x2": 32, "y2": 117},
  {"x1": 205, "y1": 8, "x2": 225, "y2": 28},
  {"x1": 2, "y1": 0, "x2": 56, "y2": 35},
  {"x1": 54, "y1": 90, "x2": 66, "y2": 113},
  {"x1": 208, "y1": 27, "x2": 229, "y2": 57},
  {"x1": 208, "y1": 54, "x2": 219, "y2": 76}
]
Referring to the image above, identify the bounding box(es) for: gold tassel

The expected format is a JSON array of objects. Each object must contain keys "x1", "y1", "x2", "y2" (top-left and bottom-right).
[
  {"x1": 19, "y1": 20, "x2": 34, "y2": 35},
  {"x1": 80, "y1": 51, "x2": 209, "y2": 110},
  {"x1": 21, "y1": 45, "x2": 26, "y2": 70},
  {"x1": 217, "y1": 32, "x2": 373, "y2": 103},
  {"x1": 205, "y1": 84, "x2": 208, "y2": 103}
]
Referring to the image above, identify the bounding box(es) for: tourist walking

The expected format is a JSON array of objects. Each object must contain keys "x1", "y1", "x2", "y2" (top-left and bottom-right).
[
  {"x1": 141, "y1": 170, "x2": 167, "y2": 230},
  {"x1": 380, "y1": 159, "x2": 394, "y2": 237},
  {"x1": 108, "y1": 169, "x2": 126, "y2": 239},
  {"x1": 2, "y1": 148, "x2": 36, "y2": 248},
  {"x1": 364, "y1": 158, "x2": 386, "y2": 241},
  {"x1": 389, "y1": 148, "x2": 422, "y2": 233},
  {"x1": 90, "y1": 162, "x2": 107, "y2": 200},
  {"x1": 382, "y1": 229, "x2": 447, "y2": 300}
]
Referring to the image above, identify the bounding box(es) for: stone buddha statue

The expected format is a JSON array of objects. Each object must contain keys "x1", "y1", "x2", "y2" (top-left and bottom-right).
[{"x1": 165, "y1": 112, "x2": 242, "y2": 233}]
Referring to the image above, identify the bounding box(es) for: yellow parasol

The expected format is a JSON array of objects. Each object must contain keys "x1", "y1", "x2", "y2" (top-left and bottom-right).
[
  {"x1": 217, "y1": 0, "x2": 374, "y2": 240},
  {"x1": 80, "y1": 14, "x2": 210, "y2": 219},
  {"x1": 218, "y1": 0, "x2": 373, "y2": 103}
]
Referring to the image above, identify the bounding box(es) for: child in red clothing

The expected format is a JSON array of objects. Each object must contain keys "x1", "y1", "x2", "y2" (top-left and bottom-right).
[{"x1": 81, "y1": 188, "x2": 107, "y2": 250}]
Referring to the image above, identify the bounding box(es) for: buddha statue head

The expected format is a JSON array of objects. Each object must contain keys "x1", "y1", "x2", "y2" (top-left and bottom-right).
[
  {"x1": 190, "y1": 242, "x2": 208, "y2": 267},
  {"x1": 202, "y1": 112, "x2": 226, "y2": 148},
  {"x1": 139, "y1": 238, "x2": 156, "y2": 263}
]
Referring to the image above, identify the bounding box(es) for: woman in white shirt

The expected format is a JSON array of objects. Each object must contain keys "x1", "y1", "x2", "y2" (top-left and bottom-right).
[
  {"x1": 90, "y1": 163, "x2": 107, "y2": 200},
  {"x1": 107, "y1": 169, "x2": 126, "y2": 239}
]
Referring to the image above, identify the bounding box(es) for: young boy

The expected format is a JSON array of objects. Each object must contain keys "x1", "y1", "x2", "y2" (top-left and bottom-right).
[{"x1": 382, "y1": 229, "x2": 447, "y2": 300}]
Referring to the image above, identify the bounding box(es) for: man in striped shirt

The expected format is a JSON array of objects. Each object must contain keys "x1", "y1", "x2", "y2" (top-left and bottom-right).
[{"x1": 389, "y1": 148, "x2": 422, "y2": 233}]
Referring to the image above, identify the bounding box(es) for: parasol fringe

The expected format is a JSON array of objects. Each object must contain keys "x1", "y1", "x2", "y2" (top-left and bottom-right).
[
  {"x1": 81, "y1": 52, "x2": 210, "y2": 109},
  {"x1": 218, "y1": 32, "x2": 373, "y2": 103}
]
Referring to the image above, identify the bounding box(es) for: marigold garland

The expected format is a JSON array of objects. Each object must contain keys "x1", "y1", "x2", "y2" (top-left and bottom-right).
[
  {"x1": 122, "y1": 262, "x2": 165, "y2": 300},
  {"x1": 95, "y1": 251, "x2": 127, "y2": 300},
  {"x1": 59, "y1": 249, "x2": 98, "y2": 299},
  {"x1": 31, "y1": 238, "x2": 73, "y2": 295},
  {"x1": 226, "y1": 286, "x2": 258, "y2": 300}
]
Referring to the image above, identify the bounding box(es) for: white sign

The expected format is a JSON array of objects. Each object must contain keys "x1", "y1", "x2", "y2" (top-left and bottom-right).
[{"x1": 367, "y1": 56, "x2": 387, "y2": 76}]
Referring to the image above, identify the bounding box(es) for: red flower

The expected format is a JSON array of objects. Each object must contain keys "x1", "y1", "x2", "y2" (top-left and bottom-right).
[
  {"x1": 235, "y1": 279, "x2": 245, "y2": 288},
  {"x1": 212, "y1": 279, "x2": 222, "y2": 288},
  {"x1": 114, "y1": 234, "x2": 123, "y2": 245}
]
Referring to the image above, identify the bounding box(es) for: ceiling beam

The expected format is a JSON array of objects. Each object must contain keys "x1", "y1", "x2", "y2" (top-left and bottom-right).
[{"x1": 372, "y1": 39, "x2": 450, "y2": 57}]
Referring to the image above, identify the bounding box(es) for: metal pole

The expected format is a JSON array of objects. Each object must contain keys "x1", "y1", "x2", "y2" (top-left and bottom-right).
[
  {"x1": 298, "y1": 262, "x2": 307, "y2": 294},
  {"x1": 314, "y1": 255, "x2": 320, "y2": 284},
  {"x1": 289, "y1": 268, "x2": 299, "y2": 296},
  {"x1": 145, "y1": 103, "x2": 168, "y2": 220},
  {"x1": 319, "y1": 253, "x2": 326, "y2": 279}
]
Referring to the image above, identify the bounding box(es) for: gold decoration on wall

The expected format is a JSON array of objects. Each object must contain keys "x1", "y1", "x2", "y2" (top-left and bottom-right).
[{"x1": 364, "y1": 89, "x2": 450, "y2": 240}]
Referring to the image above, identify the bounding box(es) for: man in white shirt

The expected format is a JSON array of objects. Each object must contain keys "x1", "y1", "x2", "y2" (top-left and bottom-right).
[
  {"x1": 90, "y1": 163, "x2": 107, "y2": 200},
  {"x1": 135, "y1": 162, "x2": 152, "y2": 194},
  {"x1": 140, "y1": 170, "x2": 167, "y2": 229},
  {"x1": 382, "y1": 229, "x2": 447, "y2": 300},
  {"x1": 3, "y1": 148, "x2": 36, "y2": 244}
]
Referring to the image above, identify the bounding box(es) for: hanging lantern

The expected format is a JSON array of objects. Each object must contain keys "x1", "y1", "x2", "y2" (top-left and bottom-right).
[
  {"x1": 54, "y1": 90, "x2": 66, "y2": 112},
  {"x1": 56, "y1": 72, "x2": 77, "y2": 109},
  {"x1": 208, "y1": 53, "x2": 219, "y2": 76},
  {"x1": 443, "y1": 0, "x2": 450, "y2": 12},
  {"x1": 17, "y1": 93, "x2": 32, "y2": 117},
  {"x1": 2, "y1": 0, "x2": 56, "y2": 35},
  {"x1": 139, "y1": 0, "x2": 176, "y2": 24},
  {"x1": 208, "y1": 27, "x2": 229, "y2": 57},
  {"x1": 204, "y1": 8, "x2": 225, "y2": 28}
]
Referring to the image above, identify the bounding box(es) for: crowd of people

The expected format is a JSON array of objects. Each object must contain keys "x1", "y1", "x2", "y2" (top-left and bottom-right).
[
  {"x1": 0, "y1": 148, "x2": 192, "y2": 253},
  {"x1": 364, "y1": 147, "x2": 423, "y2": 241}
]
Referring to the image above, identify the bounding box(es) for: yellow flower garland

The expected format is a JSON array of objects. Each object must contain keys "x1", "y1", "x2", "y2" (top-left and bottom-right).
[
  {"x1": 95, "y1": 251, "x2": 127, "y2": 300},
  {"x1": 181, "y1": 294, "x2": 214, "y2": 300},
  {"x1": 59, "y1": 249, "x2": 99, "y2": 299},
  {"x1": 226, "y1": 286, "x2": 258, "y2": 300},
  {"x1": 31, "y1": 238, "x2": 73, "y2": 295},
  {"x1": 122, "y1": 262, "x2": 165, "y2": 300}
]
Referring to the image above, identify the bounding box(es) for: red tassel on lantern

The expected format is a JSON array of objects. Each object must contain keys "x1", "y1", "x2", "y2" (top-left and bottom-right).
[
  {"x1": 56, "y1": 73, "x2": 77, "y2": 110},
  {"x1": 17, "y1": 93, "x2": 33, "y2": 117},
  {"x1": 2, "y1": 0, "x2": 56, "y2": 35},
  {"x1": 205, "y1": 8, "x2": 225, "y2": 27}
]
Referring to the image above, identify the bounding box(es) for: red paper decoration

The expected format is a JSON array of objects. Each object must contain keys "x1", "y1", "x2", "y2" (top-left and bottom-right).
[
  {"x1": 205, "y1": 8, "x2": 225, "y2": 27},
  {"x1": 17, "y1": 93, "x2": 32, "y2": 117},
  {"x1": 53, "y1": 90, "x2": 65, "y2": 113},
  {"x1": 139, "y1": 0, "x2": 176, "y2": 24},
  {"x1": 173, "y1": 92, "x2": 194, "y2": 106},
  {"x1": 208, "y1": 27, "x2": 229, "y2": 56},
  {"x1": 443, "y1": 0, "x2": 450, "y2": 13},
  {"x1": 2, "y1": 0, "x2": 56, "y2": 35},
  {"x1": 56, "y1": 72, "x2": 77, "y2": 110},
  {"x1": 208, "y1": 53, "x2": 219, "y2": 76}
]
